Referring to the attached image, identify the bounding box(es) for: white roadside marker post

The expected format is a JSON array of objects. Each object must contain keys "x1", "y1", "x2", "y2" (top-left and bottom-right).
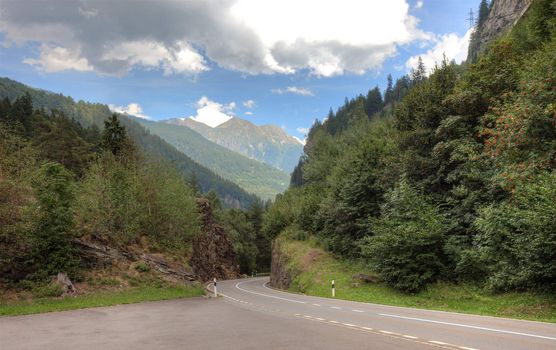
[
  {"x1": 213, "y1": 278, "x2": 218, "y2": 297},
  {"x1": 331, "y1": 280, "x2": 335, "y2": 298}
]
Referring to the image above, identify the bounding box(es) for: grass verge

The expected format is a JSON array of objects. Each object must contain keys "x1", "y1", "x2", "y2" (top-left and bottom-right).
[
  {"x1": 0, "y1": 284, "x2": 204, "y2": 317},
  {"x1": 277, "y1": 235, "x2": 556, "y2": 323}
]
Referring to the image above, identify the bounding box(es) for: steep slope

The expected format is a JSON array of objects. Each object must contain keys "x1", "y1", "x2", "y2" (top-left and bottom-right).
[
  {"x1": 0, "y1": 77, "x2": 258, "y2": 208},
  {"x1": 167, "y1": 117, "x2": 303, "y2": 172},
  {"x1": 137, "y1": 119, "x2": 289, "y2": 200},
  {"x1": 468, "y1": 0, "x2": 533, "y2": 61}
]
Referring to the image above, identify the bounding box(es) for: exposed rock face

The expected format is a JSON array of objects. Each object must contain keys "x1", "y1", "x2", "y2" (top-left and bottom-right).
[
  {"x1": 468, "y1": 0, "x2": 532, "y2": 61},
  {"x1": 54, "y1": 272, "x2": 77, "y2": 295},
  {"x1": 269, "y1": 239, "x2": 292, "y2": 289},
  {"x1": 74, "y1": 237, "x2": 196, "y2": 283},
  {"x1": 189, "y1": 198, "x2": 240, "y2": 282}
]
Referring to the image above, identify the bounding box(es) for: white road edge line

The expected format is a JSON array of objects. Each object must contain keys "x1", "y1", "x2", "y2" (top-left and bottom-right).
[
  {"x1": 430, "y1": 341, "x2": 449, "y2": 345},
  {"x1": 459, "y1": 347, "x2": 479, "y2": 350},
  {"x1": 352, "y1": 309, "x2": 364, "y2": 313},
  {"x1": 380, "y1": 313, "x2": 556, "y2": 341},
  {"x1": 235, "y1": 280, "x2": 307, "y2": 304},
  {"x1": 331, "y1": 306, "x2": 341, "y2": 309}
]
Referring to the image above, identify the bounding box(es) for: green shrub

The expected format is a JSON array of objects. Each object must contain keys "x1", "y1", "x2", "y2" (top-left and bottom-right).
[
  {"x1": 31, "y1": 282, "x2": 64, "y2": 298},
  {"x1": 360, "y1": 180, "x2": 451, "y2": 293},
  {"x1": 475, "y1": 171, "x2": 556, "y2": 292},
  {"x1": 134, "y1": 262, "x2": 151, "y2": 273}
]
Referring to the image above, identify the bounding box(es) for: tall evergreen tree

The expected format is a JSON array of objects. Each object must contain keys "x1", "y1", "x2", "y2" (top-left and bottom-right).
[
  {"x1": 30, "y1": 162, "x2": 78, "y2": 280},
  {"x1": 365, "y1": 86, "x2": 384, "y2": 118},
  {"x1": 411, "y1": 57, "x2": 427, "y2": 84},
  {"x1": 477, "y1": 0, "x2": 490, "y2": 27},
  {"x1": 0, "y1": 97, "x2": 11, "y2": 121},
  {"x1": 384, "y1": 74, "x2": 394, "y2": 104},
  {"x1": 101, "y1": 113, "x2": 128, "y2": 157},
  {"x1": 9, "y1": 92, "x2": 33, "y2": 134}
]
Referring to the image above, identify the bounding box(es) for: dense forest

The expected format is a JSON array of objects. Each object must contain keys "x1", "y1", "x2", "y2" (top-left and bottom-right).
[
  {"x1": 0, "y1": 96, "x2": 271, "y2": 293},
  {"x1": 0, "y1": 77, "x2": 259, "y2": 209},
  {"x1": 264, "y1": 0, "x2": 556, "y2": 293}
]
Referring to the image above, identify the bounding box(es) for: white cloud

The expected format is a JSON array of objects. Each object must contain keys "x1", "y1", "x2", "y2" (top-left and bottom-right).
[
  {"x1": 272, "y1": 86, "x2": 314, "y2": 96},
  {"x1": 415, "y1": 1, "x2": 424, "y2": 9},
  {"x1": 102, "y1": 40, "x2": 208, "y2": 75},
  {"x1": 190, "y1": 96, "x2": 235, "y2": 128},
  {"x1": 109, "y1": 103, "x2": 151, "y2": 120},
  {"x1": 296, "y1": 127, "x2": 309, "y2": 134},
  {"x1": 406, "y1": 29, "x2": 472, "y2": 75},
  {"x1": 244, "y1": 111, "x2": 253, "y2": 115},
  {"x1": 0, "y1": 0, "x2": 431, "y2": 77},
  {"x1": 23, "y1": 45, "x2": 92, "y2": 73},
  {"x1": 243, "y1": 99, "x2": 255, "y2": 108}
]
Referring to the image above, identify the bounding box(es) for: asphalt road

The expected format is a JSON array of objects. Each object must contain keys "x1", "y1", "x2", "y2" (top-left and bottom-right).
[{"x1": 1, "y1": 277, "x2": 555, "y2": 350}]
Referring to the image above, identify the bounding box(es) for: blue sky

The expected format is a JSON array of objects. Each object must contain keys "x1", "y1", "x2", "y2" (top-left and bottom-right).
[{"x1": 0, "y1": 0, "x2": 476, "y2": 140}]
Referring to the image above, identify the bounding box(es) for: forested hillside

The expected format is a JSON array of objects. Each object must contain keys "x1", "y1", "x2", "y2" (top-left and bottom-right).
[
  {"x1": 0, "y1": 95, "x2": 273, "y2": 298},
  {"x1": 0, "y1": 78, "x2": 258, "y2": 208},
  {"x1": 137, "y1": 119, "x2": 289, "y2": 200},
  {"x1": 0, "y1": 100, "x2": 200, "y2": 284},
  {"x1": 265, "y1": 0, "x2": 556, "y2": 293}
]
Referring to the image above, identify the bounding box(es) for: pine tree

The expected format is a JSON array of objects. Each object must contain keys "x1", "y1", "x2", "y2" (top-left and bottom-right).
[
  {"x1": 0, "y1": 97, "x2": 11, "y2": 121},
  {"x1": 30, "y1": 162, "x2": 78, "y2": 280},
  {"x1": 411, "y1": 57, "x2": 427, "y2": 84},
  {"x1": 365, "y1": 86, "x2": 384, "y2": 118},
  {"x1": 477, "y1": 0, "x2": 490, "y2": 27},
  {"x1": 10, "y1": 93, "x2": 33, "y2": 134},
  {"x1": 101, "y1": 113, "x2": 128, "y2": 157},
  {"x1": 384, "y1": 74, "x2": 394, "y2": 104}
]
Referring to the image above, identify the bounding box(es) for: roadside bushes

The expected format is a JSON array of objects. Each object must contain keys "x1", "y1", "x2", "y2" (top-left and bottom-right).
[
  {"x1": 360, "y1": 180, "x2": 452, "y2": 293},
  {"x1": 474, "y1": 171, "x2": 556, "y2": 292},
  {"x1": 76, "y1": 154, "x2": 200, "y2": 252}
]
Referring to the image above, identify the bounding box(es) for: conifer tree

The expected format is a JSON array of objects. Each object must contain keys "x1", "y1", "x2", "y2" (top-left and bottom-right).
[{"x1": 101, "y1": 113, "x2": 128, "y2": 157}]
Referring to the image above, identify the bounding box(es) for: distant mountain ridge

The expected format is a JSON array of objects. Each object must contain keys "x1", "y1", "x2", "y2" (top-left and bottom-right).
[
  {"x1": 0, "y1": 77, "x2": 258, "y2": 208},
  {"x1": 136, "y1": 118, "x2": 289, "y2": 200},
  {"x1": 166, "y1": 116, "x2": 303, "y2": 172}
]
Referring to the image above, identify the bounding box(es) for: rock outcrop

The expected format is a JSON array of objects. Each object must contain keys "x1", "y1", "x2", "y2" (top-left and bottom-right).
[
  {"x1": 189, "y1": 198, "x2": 240, "y2": 282},
  {"x1": 468, "y1": 0, "x2": 532, "y2": 61},
  {"x1": 269, "y1": 239, "x2": 292, "y2": 289},
  {"x1": 74, "y1": 236, "x2": 196, "y2": 283}
]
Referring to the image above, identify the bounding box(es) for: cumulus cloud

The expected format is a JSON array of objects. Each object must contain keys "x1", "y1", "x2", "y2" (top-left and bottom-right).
[
  {"x1": 0, "y1": 0, "x2": 430, "y2": 77},
  {"x1": 243, "y1": 100, "x2": 255, "y2": 108},
  {"x1": 244, "y1": 111, "x2": 253, "y2": 115},
  {"x1": 406, "y1": 29, "x2": 472, "y2": 75},
  {"x1": 296, "y1": 127, "x2": 310, "y2": 134},
  {"x1": 415, "y1": 1, "x2": 424, "y2": 9},
  {"x1": 109, "y1": 103, "x2": 151, "y2": 120},
  {"x1": 189, "y1": 97, "x2": 235, "y2": 128},
  {"x1": 23, "y1": 45, "x2": 92, "y2": 72},
  {"x1": 272, "y1": 86, "x2": 314, "y2": 96}
]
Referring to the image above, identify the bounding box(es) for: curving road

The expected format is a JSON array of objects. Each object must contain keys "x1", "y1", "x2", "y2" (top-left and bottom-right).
[
  {"x1": 1, "y1": 277, "x2": 555, "y2": 349},
  {"x1": 211, "y1": 277, "x2": 556, "y2": 350}
]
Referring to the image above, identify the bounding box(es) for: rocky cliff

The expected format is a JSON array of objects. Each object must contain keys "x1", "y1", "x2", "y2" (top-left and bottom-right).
[
  {"x1": 269, "y1": 239, "x2": 293, "y2": 289},
  {"x1": 189, "y1": 198, "x2": 240, "y2": 282},
  {"x1": 468, "y1": 0, "x2": 532, "y2": 61}
]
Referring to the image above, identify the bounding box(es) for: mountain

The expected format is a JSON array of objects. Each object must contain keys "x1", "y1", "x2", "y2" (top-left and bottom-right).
[
  {"x1": 166, "y1": 117, "x2": 303, "y2": 172},
  {"x1": 0, "y1": 77, "x2": 258, "y2": 208},
  {"x1": 136, "y1": 119, "x2": 290, "y2": 200}
]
